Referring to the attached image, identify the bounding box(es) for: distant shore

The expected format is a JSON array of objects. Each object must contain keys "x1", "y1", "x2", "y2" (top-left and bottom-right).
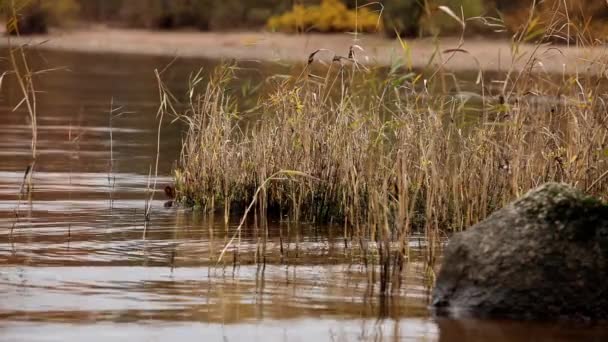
[{"x1": 1, "y1": 26, "x2": 606, "y2": 74}]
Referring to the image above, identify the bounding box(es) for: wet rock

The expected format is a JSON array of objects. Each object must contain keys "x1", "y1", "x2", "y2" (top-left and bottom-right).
[
  {"x1": 432, "y1": 183, "x2": 608, "y2": 320},
  {"x1": 163, "y1": 185, "x2": 176, "y2": 208}
]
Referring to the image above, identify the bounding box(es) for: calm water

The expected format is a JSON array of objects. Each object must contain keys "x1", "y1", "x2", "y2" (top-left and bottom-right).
[{"x1": 1, "y1": 48, "x2": 607, "y2": 341}]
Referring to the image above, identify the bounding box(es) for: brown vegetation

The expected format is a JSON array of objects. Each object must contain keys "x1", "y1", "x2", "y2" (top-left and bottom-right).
[
  {"x1": 159, "y1": 23, "x2": 608, "y2": 283},
  {"x1": 4, "y1": 1, "x2": 607, "y2": 41}
]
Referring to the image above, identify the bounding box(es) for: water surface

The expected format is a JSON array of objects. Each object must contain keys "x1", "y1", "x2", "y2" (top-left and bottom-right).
[{"x1": 1, "y1": 48, "x2": 607, "y2": 341}]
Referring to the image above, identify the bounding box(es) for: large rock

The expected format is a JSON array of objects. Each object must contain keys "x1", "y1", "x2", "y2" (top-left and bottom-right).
[{"x1": 432, "y1": 183, "x2": 608, "y2": 320}]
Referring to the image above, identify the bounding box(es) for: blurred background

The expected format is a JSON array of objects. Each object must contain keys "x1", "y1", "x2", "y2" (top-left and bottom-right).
[{"x1": 3, "y1": 0, "x2": 608, "y2": 41}]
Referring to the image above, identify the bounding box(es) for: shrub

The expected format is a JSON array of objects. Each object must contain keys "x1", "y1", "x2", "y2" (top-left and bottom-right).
[
  {"x1": 381, "y1": 0, "x2": 489, "y2": 38},
  {"x1": 382, "y1": 0, "x2": 423, "y2": 37},
  {"x1": 215, "y1": 0, "x2": 292, "y2": 29},
  {"x1": 119, "y1": 0, "x2": 216, "y2": 30},
  {"x1": 75, "y1": 0, "x2": 124, "y2": 22},
  {"x1": 3, "y1": 0, "x2": 79, "y2": 35},
  {"x1": 43, "y1": 0, "x2": 79, "y2": 25},
  {"x1": 496, "y1": 0, "x2": 608, "y2": 42},
  {"x1": 266, "y1": 0, "x2": 381, "y2": 33},
  {"x1": 420, "y1": 0, "x2": 487, "y2": 36},
  {"x1": 118, "y1": 0, "x2": 288, "y2": 31}
]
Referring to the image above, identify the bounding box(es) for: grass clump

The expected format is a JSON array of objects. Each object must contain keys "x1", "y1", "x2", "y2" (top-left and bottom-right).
[
  {"x1": 168, "y1": 51, "x2": 608, "y2": 231},
  {"x1": 266, "y1": 0, "x2": 381, "y2": 33},
  {"x1": 162, "y1": 5, "x2": 608, "y2": 283}
]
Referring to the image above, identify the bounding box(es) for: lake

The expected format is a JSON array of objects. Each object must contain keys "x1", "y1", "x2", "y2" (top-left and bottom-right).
[{"x1": 1, "y1": 48, "x2": 607, "y2": 341}]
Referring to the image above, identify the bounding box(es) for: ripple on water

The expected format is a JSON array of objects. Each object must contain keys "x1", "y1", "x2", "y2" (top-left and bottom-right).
[{"x1": 2, "y1": 48, "x2": 607, "y2": 342}]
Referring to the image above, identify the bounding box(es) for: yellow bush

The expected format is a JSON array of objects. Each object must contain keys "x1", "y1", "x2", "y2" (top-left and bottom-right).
[{"x1": 266, "y1": 0, "x2": 381, "y2": 33}]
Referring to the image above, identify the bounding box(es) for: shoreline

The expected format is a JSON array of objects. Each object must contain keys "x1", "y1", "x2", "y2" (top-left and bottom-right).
[{"x1": 1, "y1": 26, "x2": 607, "y2": 74}]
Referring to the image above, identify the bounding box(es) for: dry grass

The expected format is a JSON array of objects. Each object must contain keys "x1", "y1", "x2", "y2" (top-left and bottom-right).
[
  {"x1": 156, "y1": 3, "x2": 608, "y2": 291},
  {"x1": 166, "y1": 55, "x2": 606, "y2": 249},
  {"x1": 6, "y1": 0, "x2": 41, "y2": 235}
]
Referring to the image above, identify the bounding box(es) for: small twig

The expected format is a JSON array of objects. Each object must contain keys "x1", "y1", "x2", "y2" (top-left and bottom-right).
[
  {"x1": 216, "y1": 170, "x2": 319, "y2": 264},
  {"x1": 586, "y1": 169, "x2": 608, "y2": 193}
]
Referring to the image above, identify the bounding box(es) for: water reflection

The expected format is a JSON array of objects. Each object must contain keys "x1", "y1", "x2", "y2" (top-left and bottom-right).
[
  {"x1": 0, "y1": 319, "x2": 438, "y2": 341},
  {"x1": 0, "y1": 48, "x2": 436, "y2": 341},
  {"x1": 0, "y1": 264, "x2": 429, "y2": 322},
  {"x1": 436, "y1": 318, "x2": 608, "y2": 342}
]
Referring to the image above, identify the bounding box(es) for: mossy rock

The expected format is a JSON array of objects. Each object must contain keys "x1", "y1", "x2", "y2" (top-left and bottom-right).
[{"x1": 432, "y1": 183, "x2": 608, "y2": 320}]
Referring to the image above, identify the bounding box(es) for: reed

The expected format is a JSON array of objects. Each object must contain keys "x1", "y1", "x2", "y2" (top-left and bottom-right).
[
  {"x1": 6, "y1": 5, "x2": 37, "y2": 184},
  {"x1": 5, "y1": 0, "x2": 40, "y2": 236},
  {"x1": 158, "y1": 3, "x2": 608, "y2": 292}
]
